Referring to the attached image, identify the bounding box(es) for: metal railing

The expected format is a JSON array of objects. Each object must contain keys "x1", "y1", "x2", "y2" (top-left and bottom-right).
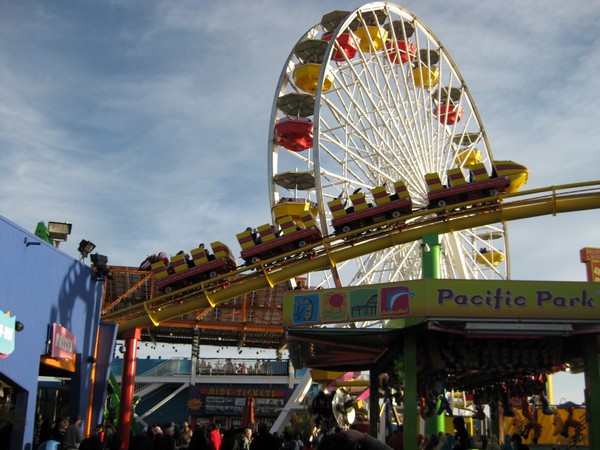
[
  {"x1": 134, "y1": 359, "x2": 188, "y2": 392},
  {"x1": 197, "y1": 358, "x2": 289, "y2": 376},
  {"x1": 125, "y1": 358, "x2": 290, "y2": 391}
]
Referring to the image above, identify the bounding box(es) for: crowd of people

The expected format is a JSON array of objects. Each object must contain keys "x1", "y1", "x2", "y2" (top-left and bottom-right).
[
  {"x1": 123, "y1": 420, "x2": 303, "y2": 450},
  {"x1": 35, "y1": 414, "x2": 535, "y2": 450},
  {"x1": 35, "y1": 418, "x2": 307, "y2": 450},
  {"x1": 34, "y1": 416, "x2": 121, "y2": 450},
  {"x1": 197, "y1": 359, "x2": 281, "y2": 376}
]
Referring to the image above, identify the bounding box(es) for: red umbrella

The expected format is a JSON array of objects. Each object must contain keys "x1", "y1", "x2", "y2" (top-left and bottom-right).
[{"x1": 241, "y1": 395, "x2": 255, "y2": 428}]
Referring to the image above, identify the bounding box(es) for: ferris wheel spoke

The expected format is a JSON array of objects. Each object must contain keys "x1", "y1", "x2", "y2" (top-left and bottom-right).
[
  {"x1": 319, "y1": 115, "x2": 406, "y2": 187},
  {"x1": 332, "y1": 56, "x2": 427, "y2": 177},
  {"x1": 353, "y1": 242, "x2": 421, "y2": 284},
  {"x1": 325, "y1": 74, "x2": 408, "y2": 163},
  {"x1": 321, "y1": 97, "x2": 425, "y2": 189},
  {"x1": 317, "y1": 132, "x2": 386, "y2": 187}
]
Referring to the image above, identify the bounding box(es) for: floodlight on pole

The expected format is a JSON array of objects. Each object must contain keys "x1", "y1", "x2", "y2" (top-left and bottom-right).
[
  {"x1": 47, "y1": 221, "x2": 72, "y2": 247},
  {"x1": 78, "y1": 240, "x2": 96, "y2": 260},
  {"x1": 90, "y1": 253, "x2": 110, "y2": 281}
]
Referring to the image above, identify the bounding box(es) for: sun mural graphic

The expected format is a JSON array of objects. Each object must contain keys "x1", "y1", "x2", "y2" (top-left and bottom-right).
[{"x1": 187, "y1": 398, "x2": 203, "y2": 411}]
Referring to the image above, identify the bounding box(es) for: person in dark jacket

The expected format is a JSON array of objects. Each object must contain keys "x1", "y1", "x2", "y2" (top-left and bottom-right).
[
  {"x1": 249, "y1": 423, "x2": 279, "y2": 450},
  {"x1": 189, "y1": 426, "x2": 210, "y2": 450}
]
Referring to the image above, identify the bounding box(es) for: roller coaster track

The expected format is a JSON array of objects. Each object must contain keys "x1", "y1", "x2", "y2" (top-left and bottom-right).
[{"x1": 102, "y1": 180, "x2": 600, "y2": 333}]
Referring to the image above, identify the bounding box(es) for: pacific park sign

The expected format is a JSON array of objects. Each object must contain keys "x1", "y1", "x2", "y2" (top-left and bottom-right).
[{"x1": 283, "y1": 280, "x2": 600, "y2": 326}]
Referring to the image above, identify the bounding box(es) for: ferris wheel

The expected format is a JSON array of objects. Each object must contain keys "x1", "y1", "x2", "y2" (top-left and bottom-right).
[{"x1": 268, "y1": 2, "x2": 510, "y2": 288}]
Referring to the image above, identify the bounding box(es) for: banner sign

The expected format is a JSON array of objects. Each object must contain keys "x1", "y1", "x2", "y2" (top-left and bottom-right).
[
  {"x1": 187, "y1": 384, "x2": 291, "y2": 417},
  {"x1": 283, "y1": 279, "x2": 600, "y2": 326},
  {"x1": 47, "y1": 323, "x2": 76, "y2": 359},
  {"x1": 0, "y1": 310, "x2": 16, "y2": 356}
]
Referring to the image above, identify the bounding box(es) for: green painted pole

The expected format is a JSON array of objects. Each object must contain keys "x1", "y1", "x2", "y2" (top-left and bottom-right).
[
  {"x1": 421, "y1": 233, "x2": 445, "y2": 436},
  {"x1": 421, "y1": 232, "x2": 441, "y2": 279},
  {"x1": 392, "y1": 232, "x2": 441, "y2": 447}
]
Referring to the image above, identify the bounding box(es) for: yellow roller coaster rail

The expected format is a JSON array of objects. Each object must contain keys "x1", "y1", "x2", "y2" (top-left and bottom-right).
[{"x1": 102, "y1": 180, "x2": 600, "y2": 333}]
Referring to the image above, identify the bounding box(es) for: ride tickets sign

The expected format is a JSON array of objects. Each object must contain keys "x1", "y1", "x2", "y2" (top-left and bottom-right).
[
  {"x1": 47, "y1": 323, "x2": 76, "y2": 359},
  {"x1": 283, "y1": 279, "x2": 600, "y2": 326},
  {"x1": 187, "y1": 384, "x2": 291, "y2": 417}
]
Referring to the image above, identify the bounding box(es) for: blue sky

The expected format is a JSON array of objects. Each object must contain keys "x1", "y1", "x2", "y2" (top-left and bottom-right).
[{"x1": 1, "y1": 1, "x2": 598, "y2": 404}]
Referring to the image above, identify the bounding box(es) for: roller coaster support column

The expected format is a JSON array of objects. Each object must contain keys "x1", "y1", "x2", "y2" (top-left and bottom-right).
[
  {"x1": 118, "y1": 328, "x2": 141, "y2": 450},
  {"x1": 421, "y1": 233, "x2": 445, "y2": 436},
  {"x1": 421, "y1": 233, "x2": 441, "y2": 279},
  {"x1": 583, "y1": 333, "x2": 600, "y2": 449}
]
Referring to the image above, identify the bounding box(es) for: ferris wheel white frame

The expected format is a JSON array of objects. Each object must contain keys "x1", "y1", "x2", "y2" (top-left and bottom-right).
[{"x1": 268, "y1": 2, "x2": 512, "y2": 287}]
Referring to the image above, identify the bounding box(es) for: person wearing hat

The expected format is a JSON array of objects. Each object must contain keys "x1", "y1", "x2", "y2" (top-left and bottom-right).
[{"x1": 179, "y1": 422, "x2": 193, "y2": 449}]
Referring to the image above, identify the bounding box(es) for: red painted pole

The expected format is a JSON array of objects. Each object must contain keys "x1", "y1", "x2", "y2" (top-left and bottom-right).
[{"x1": 118, "y1": 328, "x2": 141, "y2": 449}]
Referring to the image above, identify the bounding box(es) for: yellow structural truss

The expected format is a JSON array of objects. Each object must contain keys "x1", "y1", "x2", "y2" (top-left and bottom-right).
[{"x1": 103, "y1": 180, "x2": 600, "y2": 332}]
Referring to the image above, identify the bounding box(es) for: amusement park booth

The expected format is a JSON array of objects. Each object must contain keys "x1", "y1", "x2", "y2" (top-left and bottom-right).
[
  {"x1": 0, "y1": 215, "x2": 116, "y2": 450},
  {"x1": 284, "y1": 279, "x2": 600, "y2": 448}
]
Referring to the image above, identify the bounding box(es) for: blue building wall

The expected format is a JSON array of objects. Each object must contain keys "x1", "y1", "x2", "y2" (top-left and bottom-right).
[{"x1": 0, "y1": 216, "x2": 108, "y2": 450}]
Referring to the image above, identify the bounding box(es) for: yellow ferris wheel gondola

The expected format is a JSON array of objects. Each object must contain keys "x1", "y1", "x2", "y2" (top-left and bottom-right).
[
  {"x1": 476, "y1": 249, "x2": 505, "y2": 266},
  {"x1": 293, "y1": 63, "x2": 335, "y2": 94},
  {"x1": 292, "y1": 39, "x2": 335, "y2": 94}
]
